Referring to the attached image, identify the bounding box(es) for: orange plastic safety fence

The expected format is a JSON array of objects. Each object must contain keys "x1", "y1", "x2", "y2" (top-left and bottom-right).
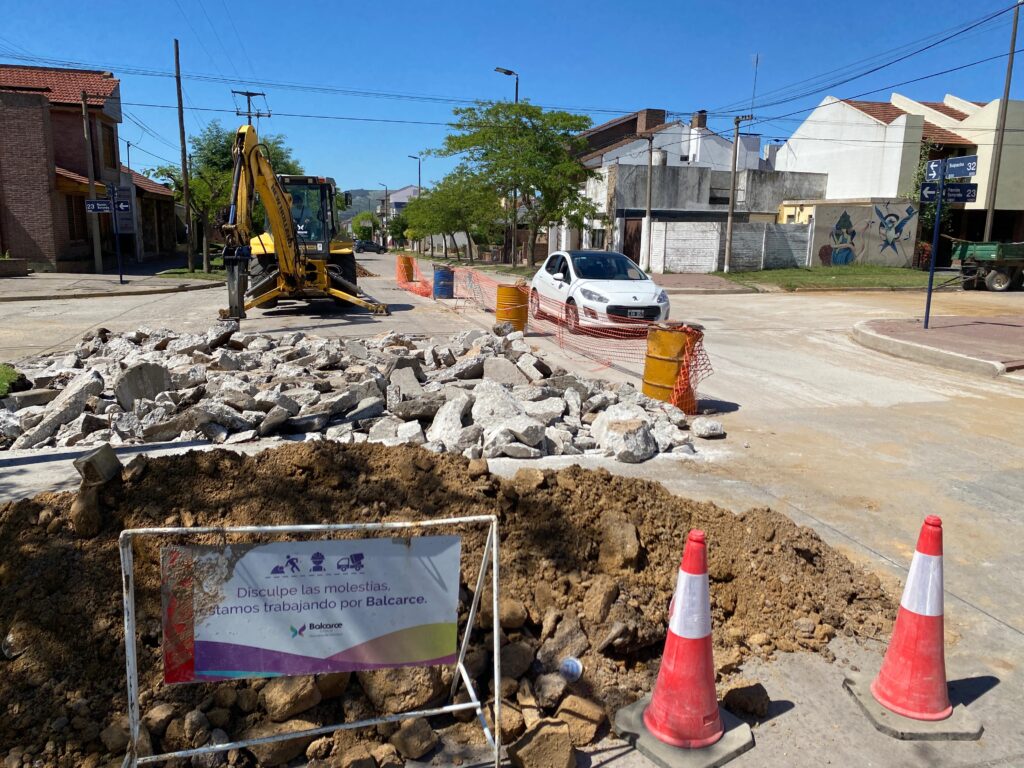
[
  {"x1": 437, "y1": 266, "x2": 713, "y2": 412},
  {"x1": 395, "y1": 256, "x2": 432, "y2": 297},
  {"x1": 670, "y1": 326, "x2": 714, "y2": 416}
]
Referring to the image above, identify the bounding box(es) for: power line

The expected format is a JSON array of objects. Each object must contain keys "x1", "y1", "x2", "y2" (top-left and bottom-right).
[
  {"x1": 709, "y1": 4, "x2": 1015, "y2": 115},
  {"x1": 215, "y1": 0, "x2": 256, "y2": 76},
  {"x1": 171, "y1": 0, "x2": 225, "y2": 79},
  {"x1": 194, "y1": 0, "x2": 241, "y2": 78}
]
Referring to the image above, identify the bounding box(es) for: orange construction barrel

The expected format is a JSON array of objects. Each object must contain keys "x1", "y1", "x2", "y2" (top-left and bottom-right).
[
  {"x1": 642, "y1": 323, "x2": 705, "y2": 414},
  {"x1": 495, "y1": 284, "x2": 529, "y2": 331},
  {"x1": 397, "y1": 255, "x2": 415, "y2": 282}
]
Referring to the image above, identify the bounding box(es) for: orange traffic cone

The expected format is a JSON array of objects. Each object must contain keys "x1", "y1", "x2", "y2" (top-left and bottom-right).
[
  {"x1": 643, "y1": 529, "x2": 724, "y2": 748},
  {"x1": 871, "y1": 515, "x2": 952, "y2": 720}
]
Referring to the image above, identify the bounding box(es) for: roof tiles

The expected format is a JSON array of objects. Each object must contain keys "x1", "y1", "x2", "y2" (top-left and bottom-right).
[{"x1": 0, "y1": 65, "x2": 118, "y2": 107}]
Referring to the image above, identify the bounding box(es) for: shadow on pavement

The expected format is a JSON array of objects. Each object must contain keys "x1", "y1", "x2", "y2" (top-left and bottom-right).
[{"x1": 948, "y1": 675, "x2": 999, "y2": 708}]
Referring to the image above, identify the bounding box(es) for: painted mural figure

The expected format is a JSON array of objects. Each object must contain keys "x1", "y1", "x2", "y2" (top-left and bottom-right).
[
  {"x1": 828, "y1": 211, "x2": 857, "y2": 266},
  {"x1": 875, "y1": 205, "x2": 917, "y2": 255}
]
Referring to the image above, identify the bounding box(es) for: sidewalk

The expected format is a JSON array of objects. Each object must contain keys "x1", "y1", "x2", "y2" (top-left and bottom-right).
[
  {"x1": 853, "y1": 315, "x2": 1024, "y2": 378},
  {"x1": 652, "y1": 273, "x2": 756, "y2": 294},
  {"x1": 0, "y1": 272, "x2": 222, "y2": 302}
]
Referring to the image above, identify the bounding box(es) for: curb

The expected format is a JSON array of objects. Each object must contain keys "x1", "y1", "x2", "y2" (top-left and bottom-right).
[
  {"x1": 660, "y1": 286, "x2": 759, "y2": 295},
  {"x1": 792, "y1": 286, "x2": 942, "y2": 293},
  {"x1": 851, "y1": 321, "x2": 1007, "y2": 378},
  {"x1": 0, "y1": 280, "x2": 223, "y2": 303}
]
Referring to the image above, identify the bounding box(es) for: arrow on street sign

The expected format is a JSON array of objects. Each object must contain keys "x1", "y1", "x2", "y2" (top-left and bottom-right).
[
  {"x1": 115, "y1": 200, "x2": 131, "y2": 212},
  {"x1": 943, "y1": 182, "x2": 979, "y2": 203},
  {"x1": 944, "y1": 155, "x2": 978, "y2": 178},
  {"x1": 85, "y1": 199, "x2": 112, "y2": 213},
  {"x1": 925, "y1": 159, "x2": 943, "y2": 182},
  {"x1": 920, "y1": 183, "x2": 939, "y2": 202}
]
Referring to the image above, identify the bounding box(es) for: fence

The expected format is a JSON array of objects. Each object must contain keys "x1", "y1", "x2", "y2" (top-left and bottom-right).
[
  {"x1": 651, "y1": 221, "x2": 811, "y2": 273},
  {"x1": 395, "y1": 259, "x2": 713, "y2": 414}
]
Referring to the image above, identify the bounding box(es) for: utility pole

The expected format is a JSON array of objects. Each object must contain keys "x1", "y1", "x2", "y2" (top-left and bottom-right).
[
  {"x1": 496, "y1": 67, "x2": 519, "y2": 263},
  {"x1": 723, "y1": 114, "x2": 753, "y2": 273},
  {"x1": 80, "y1": 91, "x2": 103, "y2": 273},
  {"x1": 983, "y1": 0, "x2": 1021, "y2": 241},
  {"x1": 642, "y1": 133, "x2": 654, "y2": 271},
  {"x1": 232, "y1": 90, "x2": 270, "y2": 125},
  {"x1": 174, "y1": 39, "x2": 193, "y2": 272}
]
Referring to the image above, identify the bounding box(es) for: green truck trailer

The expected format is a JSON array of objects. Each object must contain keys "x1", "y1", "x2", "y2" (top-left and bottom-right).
[{"x1": 951, "y1": 240, "x2": 1024, "y2": 292}]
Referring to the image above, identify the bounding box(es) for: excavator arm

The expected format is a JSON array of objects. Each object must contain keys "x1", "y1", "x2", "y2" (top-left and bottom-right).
[{"x1": 221, "y1": 124, "x2": 387, "y2": 319}]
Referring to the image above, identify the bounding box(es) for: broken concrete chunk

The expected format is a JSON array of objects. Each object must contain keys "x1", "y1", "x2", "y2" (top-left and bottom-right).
[
  {"x1": 691, "y1": 416, "x2": 726, "y2": 439},
  {"x1": 484, "y1": 356, "x2": 530, "y2": 386},
  {"x1": 72, "y1": 443, "x2": 123, "y2": 484},
  {"x1": 11, "y1": 370, "x2": 104, "y2": 449}
]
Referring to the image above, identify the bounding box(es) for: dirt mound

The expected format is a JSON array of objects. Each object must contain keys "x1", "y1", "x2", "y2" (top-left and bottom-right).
[
  {"x1": 0, "y1": 443, "x2": 894, "y2": 764},
  {"x1": 355, "y1": 262, "x2": 376, "y2": 278}
]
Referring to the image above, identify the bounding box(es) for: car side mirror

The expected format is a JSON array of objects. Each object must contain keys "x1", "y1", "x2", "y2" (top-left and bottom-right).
[{"x1": 553, "y1": 272, "x2": 565, "y2": 282}]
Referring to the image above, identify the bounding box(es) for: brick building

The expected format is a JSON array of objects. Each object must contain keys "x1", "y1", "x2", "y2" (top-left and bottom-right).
[{"x1": 0, "y1": 65, "x2": 176, "y2": 271}]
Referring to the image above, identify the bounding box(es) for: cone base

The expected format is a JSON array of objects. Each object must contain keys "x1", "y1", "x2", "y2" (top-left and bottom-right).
[
  {"x1": 870, "y1": 678, "x2": 953, "y2": 721},
  {"x1": 844, "y1": 674, "x2": 983, "y2": 742},
  {"x1": 644, "y1": 705, "x2": 724, "y2": 749},
  {"x1": 614, "y1": 696, "x2": 754, "y2": 768}
]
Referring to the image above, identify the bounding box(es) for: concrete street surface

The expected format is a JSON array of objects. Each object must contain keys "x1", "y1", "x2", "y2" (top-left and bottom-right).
[{"x1": 2, "y1": 254, "x2": 1023, "y2": 767}]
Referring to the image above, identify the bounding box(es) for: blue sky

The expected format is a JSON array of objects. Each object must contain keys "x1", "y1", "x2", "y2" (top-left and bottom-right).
[{"x1": 1, "y1": 0, "x2": 1021, "y2": 190}]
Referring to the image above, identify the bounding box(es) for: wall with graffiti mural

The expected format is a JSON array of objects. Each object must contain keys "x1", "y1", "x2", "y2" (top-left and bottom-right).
[{"x1": 810, "y1": 200, "x2": 918, "y2": 267}]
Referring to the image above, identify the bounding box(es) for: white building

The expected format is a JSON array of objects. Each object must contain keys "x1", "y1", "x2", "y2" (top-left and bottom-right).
[{"x1": 773, "y1": 94, "x2": 1024, "y2": 242}]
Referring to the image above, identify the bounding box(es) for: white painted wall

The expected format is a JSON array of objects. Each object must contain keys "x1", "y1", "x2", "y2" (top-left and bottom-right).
[
  {"x1": 773, "y1": 97, "x2": 923, "y2": 199},
  {"x1": 594, "y1": 123, "x2": 760, "y2": 172}
]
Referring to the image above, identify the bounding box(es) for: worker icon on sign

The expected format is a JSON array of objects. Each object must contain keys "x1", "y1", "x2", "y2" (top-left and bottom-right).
[
  {"x1": 285, "y1": 555, "x2": 301, "y2": 574},
  {"x1": 310, "y1": 552, "x2": 325, "y2": 572}
]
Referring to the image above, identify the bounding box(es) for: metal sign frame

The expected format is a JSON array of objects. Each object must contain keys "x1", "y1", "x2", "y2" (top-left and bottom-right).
[{"x1": 118, "y1": 515, "x2": 501, "y2": 768}]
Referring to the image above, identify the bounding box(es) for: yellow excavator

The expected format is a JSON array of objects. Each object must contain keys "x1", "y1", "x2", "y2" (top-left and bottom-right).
[{"x1": 220, "y1": 124, "x2": 388, "y2": 319}]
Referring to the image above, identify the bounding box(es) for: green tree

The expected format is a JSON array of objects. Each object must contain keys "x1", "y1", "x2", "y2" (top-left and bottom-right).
[
  {"x1": 903, "y1": 141, "x2": 952, "y2": 252},
  {"x1": 432, "y1": 101, "x2": 598, "y2": 265},
  {"x1": 388, "y1": 212, "x2": 409, "y2": 247},
  {"x1": 351, "y1": 211, "x2": 380, "y2": 241},
  {"x1": 151, "y1": 120, "x2": 303, "y2": 269}
]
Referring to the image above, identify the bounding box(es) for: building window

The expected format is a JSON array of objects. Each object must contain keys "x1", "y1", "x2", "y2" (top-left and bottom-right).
[
  {"x1": 590, "y1": 229, "x2": 606, "y2": 249},
  {"x1": 710, "y1": 196, "x2": 730, "y2": 205},
  {"x1": 786, "y1": 215, "x2": 796, "y2": 223},
  {"x1": 102, "y1": 123, "x2": 117, "y2": 168},
  {"x1": 66, "y1": 195, "x2": 87, "y2": 240}
]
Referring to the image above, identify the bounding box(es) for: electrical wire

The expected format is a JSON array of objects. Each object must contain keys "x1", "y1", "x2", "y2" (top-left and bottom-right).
[{"x1": 709, "y1": 3, "x2": 1015, "y2": 114}]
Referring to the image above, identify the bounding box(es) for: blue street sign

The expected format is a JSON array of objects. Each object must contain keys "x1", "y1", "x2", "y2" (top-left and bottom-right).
[
  {"x1": 85, "y1": 199, "x2": 112, "y2": 213},
  {"x1": 944, "y1": 155, "x2": 978, "y2": 178},
  {"x1": 115, "y1": 200, "x2": 131, "y2": 212},
  {"x1": 920, "y1": 183, "x2": 939, "y2": 202},
  {"x1": 943, "y1": 182, "x2": 978, "y2": 203},
  {"x1": 925, "y1": 160, "x2": 943, "y2": 182}
]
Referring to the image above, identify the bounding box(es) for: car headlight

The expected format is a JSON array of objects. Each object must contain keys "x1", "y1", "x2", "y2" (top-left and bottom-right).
[
  {"x1": 580, "y1": 288, "x2": 609, "y2": 303},
  {"x1": 656, "y1": 290, "x2": 669, "y2": 304}
]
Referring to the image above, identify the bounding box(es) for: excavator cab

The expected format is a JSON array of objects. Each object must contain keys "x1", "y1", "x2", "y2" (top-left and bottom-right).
[{"x1": 278, "y1": 175, "x2": 358, "y2": 288}]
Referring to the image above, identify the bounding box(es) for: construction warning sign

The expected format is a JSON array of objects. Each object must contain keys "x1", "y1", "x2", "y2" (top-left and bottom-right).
[{"x1": 160, "y1": 536, "x2": 461, "y2": 684}]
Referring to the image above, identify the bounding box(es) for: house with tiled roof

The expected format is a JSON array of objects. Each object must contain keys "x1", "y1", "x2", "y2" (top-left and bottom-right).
[
  {"x1": 772, "y1": 93, "x2": 1024, "y2": 252},
  {"x1": 561, "y1": 108, "x2": 826, "y2": 269},
  {"x1": 0, "y1": 64, "x2": 177, "y2": 270}
]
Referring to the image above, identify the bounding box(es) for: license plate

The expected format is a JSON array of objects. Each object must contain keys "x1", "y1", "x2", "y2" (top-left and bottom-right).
[{"x1": 627, "y1": 309, "x2": 644, "y2": 318}]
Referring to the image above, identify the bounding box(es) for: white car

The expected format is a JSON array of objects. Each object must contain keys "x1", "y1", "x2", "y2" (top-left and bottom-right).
[{"x1": 529, "y1": 250, "x2": 670, "y2": 331}]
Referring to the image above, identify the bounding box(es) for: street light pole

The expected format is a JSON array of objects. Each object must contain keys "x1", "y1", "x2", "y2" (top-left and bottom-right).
[
  {"x1": 378, "y1": 183, "x2": 388, "y2": 247},
  {"x1": 983, "y1": 0, "x2": 1021, "y2": 241},
  {"x1": 723, "y1": 114, "x2": 753, "y2": 273},
  {"x1": 408, "y1": 155, "x2": 421, "y2": 252},
  {"x1": 495, "y1": 67, "x2": 519, "y2": 263}
]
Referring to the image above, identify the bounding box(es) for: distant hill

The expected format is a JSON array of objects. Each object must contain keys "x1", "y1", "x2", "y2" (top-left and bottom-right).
[{"x1": 339, "y1": 189, "x2": 385, "y2": 223}]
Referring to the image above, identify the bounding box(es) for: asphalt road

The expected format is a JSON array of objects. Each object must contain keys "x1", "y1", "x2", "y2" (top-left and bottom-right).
[{"x1": 2, "y1": 257, "x2": 1023, "y2": 767}]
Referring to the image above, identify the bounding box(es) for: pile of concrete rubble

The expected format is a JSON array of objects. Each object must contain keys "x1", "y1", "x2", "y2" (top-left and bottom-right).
[{"x1": 1, "y1": 322, "x2": 724, "y2": 459}]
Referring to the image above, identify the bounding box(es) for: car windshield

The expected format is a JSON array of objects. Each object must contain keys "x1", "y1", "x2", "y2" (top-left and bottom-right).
[{"x1": 570, "y1": 252, "x2": 647, "y2": 281}]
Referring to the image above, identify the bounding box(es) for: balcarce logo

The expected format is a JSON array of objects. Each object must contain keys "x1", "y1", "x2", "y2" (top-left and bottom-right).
[{"x1": 290, "y1": 624, "x2": 306, "y2": 638}]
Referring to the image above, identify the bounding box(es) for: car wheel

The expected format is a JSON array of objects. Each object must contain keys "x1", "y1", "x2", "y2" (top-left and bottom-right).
[
  {"x1": 985, "y1": 268, "x2": 1012, "y2": 292},
  {"x1": 355, "y1": 247, "x2": 363, "y2": 254},
  {"x1": 530, "y1": 289, "x2": 544, "y2": 319},
  {"x1": 565, "y1": 300, "x2": 579, "y2": 334}
]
